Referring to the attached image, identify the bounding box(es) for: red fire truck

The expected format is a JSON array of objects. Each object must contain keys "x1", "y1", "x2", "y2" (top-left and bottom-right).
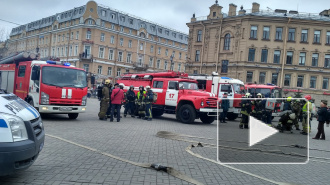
[
  {"x1": 188, "y1": 74, "x2": 245, "y2": 120},
  {"x1": 117, "y1": 71, "x2": 219, "y2": 124},
  {"x1": 0, "y1": 53, "x2": 87, "y2": 119}
]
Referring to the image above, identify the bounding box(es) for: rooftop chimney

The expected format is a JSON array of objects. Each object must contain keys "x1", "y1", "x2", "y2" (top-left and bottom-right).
[
  {"x1": 252, "y1": 2, "x2": 260, "y2": 13},
  {"x1": 191, "y1": 13, "x2": 196, "y2": 22},
  {"x1": 228, "y1": 3, "x2": 237, "y2": 16}
]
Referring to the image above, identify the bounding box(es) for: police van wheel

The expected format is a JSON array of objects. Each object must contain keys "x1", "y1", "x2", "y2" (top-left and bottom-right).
[
  {"x1": 68, "y1": 113, "x2": 79, "y2": 119},
  {"x1": 200, "y1": 113, "x2": 215, "y2": 124},
  {"x1": 178, "y1": 104, "x2": 196, "y2": 124}
]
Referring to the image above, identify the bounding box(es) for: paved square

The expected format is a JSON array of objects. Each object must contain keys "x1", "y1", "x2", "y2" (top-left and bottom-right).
[{"x1": 1, "y1": 98, "x2": 329, "y2": 185}]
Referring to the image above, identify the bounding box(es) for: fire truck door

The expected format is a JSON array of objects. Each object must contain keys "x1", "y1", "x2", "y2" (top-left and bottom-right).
[
  {"x1": 15, "y1": 65, "x2": 28, "y2": 99},
  {"x1": 219, "y1": 84, "x2": 234, "y2": 108},
  {"x1": 165, "y1": 81, "x2": 178, "y2": 107},
  {"x1": 30, "y1": 66, "x2": 41, "y2": 105}
]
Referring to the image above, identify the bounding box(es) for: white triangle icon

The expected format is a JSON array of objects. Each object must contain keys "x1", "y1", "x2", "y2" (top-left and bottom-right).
[{"x1": 249, "y1": 116, "x2": 278, "y2": 147}]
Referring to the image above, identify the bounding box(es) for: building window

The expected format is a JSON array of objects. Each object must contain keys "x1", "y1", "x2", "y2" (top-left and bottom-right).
[
  {"x1": 197, "y1": 30, "x2": 202, "y2": 42},
  {"x1": 288, "y1": 28, "x2": 295, "y2": 41},
  {"x1": 326, "y1": 31, "x2": 330, "y2": 44},
  {"x1": 138, "y1": 56, "x2": 143, "y2": 65},
  {"x1": 325, "y1": 55, "x2": 330, "y2": 68},
  {"x1": 128, "y1": 40, "x2": 132, "y2": 48},
  {"x1": 140, "y1": 43, "x2": 143, "y2": 50},
  {"x1": 117, "y1": 68, "x2": 121, "y2": 77},
  {"x1": 284, "y1": 74, "x2": 291, "y2": 86},
  {"x1": 263, "y1": 26, "x2": 270, "y2": 40},
  {"x1": 88, "y1": 19, "x2": 94, "y2": 25},
  {"x1": 193, "y1": 70, "x2": 198, "y2": 74},
  {"x1": 129, "y1": 19, "x2": 133, "y2": 24},
  {"x1": 83, "y1": 64, "x2": 89, "y2": 73},
  {"x1": 178, "y1": 63, "x2": 181, "y2": 71},
  {"x1": 120, "y1": 26, "x2": 124, "y2": 32},
  {"x1": 74, "y1": 45, "x2": 78, "y2": 56},
  {"x1": 301, "y1": 29, "x2": 308, "y2": 42},
  {"x1": 164, "y1": 61, "x2": 168, "y2": 70},
  {"x1": 314, "y1": 30, "x2": 321, "y2": 43},
  {"x1": 157, "y1": 60, "x2": 161, "y2": 69},
  {"x1": 118, "y1": 51, "x2": 123, "y2": 61},
  {"x1": 111, "y1": 24, "x2": 115, "y2": 29},
  {"x1": 109, "y1": 49, "x2": 114, "y2": 60},
  {"x1": 195, "y1": 50, "x2": 200, "y2": 62},
  {"x1": 258, "y1": 72, "x2": 265, "y2": 84},
  {"x1": 323, "y1": 78, "x2": 329, "y2": 89},
  {"x1": 286, "y1": 51, "x2": 293, "y2": 64},
  {"x1": 273, "y1": 50, "x2": 281, "y2": 64},
  {"x1": 246, "y1": 71, "x2": 253, "y2": 83},
  {"x1": 100, "y1": 33, "x2": 105, "y2": 42},
  {"x1": 86, "y1": 30, "x2": 91, "y2": 39},
  {"x1": 312, "y1": 53, "x2": 318, "y2": 67},
  {"x1": 98, "y1": 66, "x2": 102, "y2": 74},
  {"x1": 120, "y1": 38, "x2": 123, "y2": 46},
  {"x1": 129, "y1": 29, "x2": 132, "y2": 34},
  {"x1": 107, "y1": 67, "x2": 112, "y2": 76},
  {"x1": 272, "y1": 73, "x2": 278, "y2": 85},
  {"x1": 170, "y1": 63, "x2": 174, "y2": 71},
  {"x1": 126, "y1": 53, "x2": 131, "y2": 63},
  {"x1": 110, "y1": 35, "x2": 115, "y2": 44},
  {"x1": 76, "y1": 31, "x2": 79, "y2": 40},
  {"x1": 71, "y1": 32, "x2": 74, "y2": 40},
  {"x1": 261, "y1": 49, "x2": 268, "y2": 63},
  {"x1": 101, "y1": 21, "x2": 105, "y2": 27},
  {"x1": 149, "y1": 57, "x2": 153, "y2": 67},
  {"x1": 158, "y1": 47, "x2": 161, "y2": 54},
  {"x1": 250, "y1": 26, "x2": 257, "y2": 39},
  {"x1": 223, "y1": 34, "x2": 231, "y2": 50},
  {"x1": 221, "y1": 60, "x2": 228, "y2": 73},
  {"x1": 297, "y1": 75, "x2": 304, "y2": 88},
  {"x1": 179, "y1": 52, "x2": 182, "y2": 59},
  {"x1": 299, "y1": 52, "x2": 306, "y2": 65},
  {"x1": 84, "y1": 45, "x2": 91, "y2": 58},
  {"x1": 165, "y1": 49, "x2": 168, "y2": 56},
  {"x1": 248, "y1": 48, "x2": 255, "y2": 62},
  {"x1": 98, "y1": 47, "x2": 104, "y2": 58},
  {"x1": 150, "y1": 45, "x2": 154, "y2": 53},
  {"x1": 310, "y1": 76, "x2": 317, "y2": 88}
]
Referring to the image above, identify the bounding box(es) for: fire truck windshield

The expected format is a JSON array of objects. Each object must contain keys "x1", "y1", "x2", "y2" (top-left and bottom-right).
[
  {"x1": 179, "y1": 82, "x2": 198, "y2": 90},
  {"x1": 42, "y1": 66, "x2": 87, "y2": 88},
  {"x1": 233, "y1": 84, "x2": 245, "y2": 94}
]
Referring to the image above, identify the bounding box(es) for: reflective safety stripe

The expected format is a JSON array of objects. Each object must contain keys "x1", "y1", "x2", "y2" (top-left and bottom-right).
[{"x1": 302, "y1": 102, "x2": 312, "y2": 112}]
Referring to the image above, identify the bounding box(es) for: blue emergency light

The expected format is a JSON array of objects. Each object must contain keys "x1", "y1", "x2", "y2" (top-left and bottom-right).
[
  {"x1": 221, "y1": 77, "x2": 231, "y2": 80},
  {"x1": 46, "y1": 60, "x2": 56, "y2": 64},
  {"x1": 63, "y1": 63, "x2": 71, "y2": 66}
]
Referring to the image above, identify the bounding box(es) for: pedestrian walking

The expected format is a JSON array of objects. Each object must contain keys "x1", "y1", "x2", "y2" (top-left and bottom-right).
[
  {"x1": 313, "y1": 100, "x2": 328, "y2": 140},
  {"x1": 220, "y1": 93, "x2": 229, "y2": 123},
  {"x1": 110, "y1": 83, "x2": 125, "y2": 122},
  {"x1": 124, "y1": 85, "x2": 136, "y2": 117}
]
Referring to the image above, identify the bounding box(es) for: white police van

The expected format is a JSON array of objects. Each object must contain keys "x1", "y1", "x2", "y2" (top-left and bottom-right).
[{"x1": 0, "y1": 90, "x2": 45, "y2": 176}]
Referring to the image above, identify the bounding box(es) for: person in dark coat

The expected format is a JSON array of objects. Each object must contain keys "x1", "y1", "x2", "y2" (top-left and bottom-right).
[
  {"x1": 313, "y1": 100, "x2": 328, "y2": 140},
  {"x1": 283, "y1": 97, "x2": 292, "y2": 111},
  {"x1": 97, "y1": 84, "x2": 103, "y2": 101},
  {"x1": 124, "y1": 85, "x2": 136, "y2": 117},
  {"x1": 220, "y1": 93, "x2": 230, "y2": 123},
  {"x1": 144, "y1": 86, "x2": 154, "y2": 121}
]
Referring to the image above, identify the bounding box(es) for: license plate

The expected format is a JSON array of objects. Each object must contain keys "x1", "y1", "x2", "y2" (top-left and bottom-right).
[
  {"x1": 59, "y1": 107, "x2": 72, "y2": 111},
  {"x1": 234, "y1": 109, "x2": 240, "y2": 113},
  {"x1": 39, "y1": 142, "x2": 44, "y2": 151}
]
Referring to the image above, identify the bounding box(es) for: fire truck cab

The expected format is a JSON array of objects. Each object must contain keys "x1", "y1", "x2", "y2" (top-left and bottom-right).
[
  {"x1": 0, "y1": 60, "x2": 87, "y2": 119},
  {"x1": 188, "y1": 73, "x2": 245, "y2": 120},
  {"x1": 117, "y1": 71, "x2": 219, "y2": 124}
]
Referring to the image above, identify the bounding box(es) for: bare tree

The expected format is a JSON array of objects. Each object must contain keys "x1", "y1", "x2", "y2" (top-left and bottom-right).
[{"x1": 0, "y1": 27, "x2": 10, "y2": 41}]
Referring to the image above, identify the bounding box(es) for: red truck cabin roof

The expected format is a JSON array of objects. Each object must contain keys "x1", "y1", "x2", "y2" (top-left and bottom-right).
[{"x1": 245, "y1": 84, "x2": 280, "y2": 89}]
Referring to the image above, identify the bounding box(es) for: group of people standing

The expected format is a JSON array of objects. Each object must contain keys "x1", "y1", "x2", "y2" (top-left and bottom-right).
[{"x1": 98, "y1": 80, "x2": 154, "y2": 122}]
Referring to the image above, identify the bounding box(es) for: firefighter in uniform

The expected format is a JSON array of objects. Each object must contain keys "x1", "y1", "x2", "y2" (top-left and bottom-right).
[
  {"x1": 291, "y1": 99, "x2": 301, "y2": 130},
  {"x1": 98, "y1": 79, "x2": 111, "y2": 120},
  {"x1": 283, "y1": 97, "x2": 292, "y2": 111},
  {"x1": 277, "y1": 112, "x2": 296, "y2": 133},
  {"x1": 135, "y1": 86, "x2": 146, "y2": 118},
  {"x1": 106, "y1": 83, "x2": 113, "y2": 118},
  {"x1": 240, "y1": 93, "x2": 252, "y2": 129},
  {"x1": 251, "y1": 93, "x2": 263, "y2": 120},
  {"x1": 261, "y1": 94, "x2": 272, "y2": 126},
  {"x1": 144, "y1": 86, "x2": 154, "y2": 121},
  {"x1": 124, "y1": 85, "x2": 136, "y2": 117},
  {"x1": 301, "y1": 95, "x2": 313, "y2": 135}
]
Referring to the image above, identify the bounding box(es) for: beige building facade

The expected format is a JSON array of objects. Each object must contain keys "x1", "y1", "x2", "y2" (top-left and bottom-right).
[
  {"x1": 7, "y1": 1, "x2": 188, "y2": 85},
  {"x1": 186, "y1": 1, "x2": 330, "y2": 103}
]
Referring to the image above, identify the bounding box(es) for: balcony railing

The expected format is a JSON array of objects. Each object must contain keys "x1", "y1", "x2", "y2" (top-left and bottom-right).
[
  {"x1": 79, "y1": 53, "x2": 93, "y2": 61},
  {"x1": 133, "y1": 62, "x2": 148, "y2": 71}
]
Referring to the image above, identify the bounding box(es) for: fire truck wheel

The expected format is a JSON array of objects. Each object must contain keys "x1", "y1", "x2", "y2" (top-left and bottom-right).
[
  {"x1": 200, "y1": 113, "x2": 215, "y2": 124},
  {"x1": 226, "y1": 113, "x2": 238, "y2": 121},
  {"x1": 68, "y1": 113, "x2": 79, "y2": 119},
  {"x1": 178, "y1": 104, "x2": 196, "y2": 124}
]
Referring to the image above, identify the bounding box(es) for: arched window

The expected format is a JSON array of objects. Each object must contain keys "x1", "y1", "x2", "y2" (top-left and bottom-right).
[
  {"x1": 224, "y1": 33, "x2": 231, "y2": 50},
  {"x1": 140, "y1": 32, "x2": 146, "y2": 38}
]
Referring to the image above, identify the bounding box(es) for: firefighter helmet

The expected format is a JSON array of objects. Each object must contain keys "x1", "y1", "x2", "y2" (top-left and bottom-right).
[
  {"x1": 146, "y1": 86, "x2": 151, "y2": 89},
  {"x1": 304, "y1": 95, "x2": 312, "y2": 101},
  {"x1": 105, "y1": 79, "x2": 111, "y2": 85},
  {"x1": 287, "y1": 96, "x2": 292, "y2": 102},
  {"x1": 139, "y1": 85, "x2": 144, "y2": 90},
  {"x1": 257, "y1": 93, "x2": 262, "y2": 98},
  {"x1": 130, "y1": 85, "x2": 134, "y2": 89},
  {"x1": 289, "y1": 113, "x2": 296, "y2": 120},
  {"x1": 245, "y1": 93, "x2": 251, "y2": 98}
]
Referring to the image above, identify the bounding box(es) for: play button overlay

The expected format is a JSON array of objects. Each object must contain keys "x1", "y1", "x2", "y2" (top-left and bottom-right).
[
  {"x1": 249, "y1": 116, "x2": 278, "y2": 147},
  {"x1": 217, "y1": 98, "x2": 309, "y2": 164}
]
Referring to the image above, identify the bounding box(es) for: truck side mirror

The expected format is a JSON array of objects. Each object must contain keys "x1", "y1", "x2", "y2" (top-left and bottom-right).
[{"x1": 31, "y1": 66, "x2": 40, "y2": 81}]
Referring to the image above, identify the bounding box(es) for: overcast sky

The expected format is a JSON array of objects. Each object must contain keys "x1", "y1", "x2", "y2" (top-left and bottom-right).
[{"x1": 0, "y1": 0, "x2": 329, "y2": 39}]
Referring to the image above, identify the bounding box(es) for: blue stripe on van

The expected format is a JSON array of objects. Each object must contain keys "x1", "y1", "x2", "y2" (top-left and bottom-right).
[{"x1": 0, "y1": 119, "x2": 8, "y2": 128}]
